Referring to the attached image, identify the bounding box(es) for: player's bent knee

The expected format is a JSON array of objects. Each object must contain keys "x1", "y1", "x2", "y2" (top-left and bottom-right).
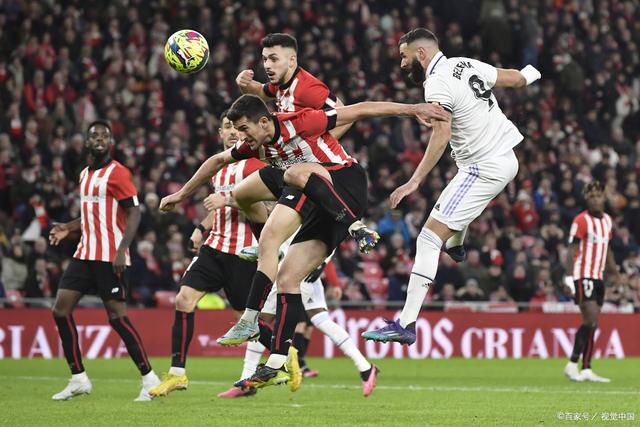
[
  {"x1": 283, "y1": 167, "x2": 308, "y2": 189},
  {"x1": 52, "y1": 305, "x2": 70, "y2": 318},
  {"x1": 175, "y1": 287, "x2": 200, "y2": 312}
]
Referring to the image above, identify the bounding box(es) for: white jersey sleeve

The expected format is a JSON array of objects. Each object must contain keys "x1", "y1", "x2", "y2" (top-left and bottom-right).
[
  {"x1": 424, "y1": 75, "x2": 454, "y2": 112},
  {"x1": 466, "y1": 59, "x2": 498, "y2": 88}
]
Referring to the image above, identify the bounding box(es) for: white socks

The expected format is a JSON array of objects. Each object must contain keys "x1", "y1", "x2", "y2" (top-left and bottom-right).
[
  {"x1": 240, "y1": 309, "x2": 260, "y2": 323},
  {"x1": 445, "y1": 226, "x2": 467, "y2": 249},
  {"x1": 142, "y1": 370, "x2": 158, "y2": 385},
  {"x1": 311, "y1": 311, "x2": 371, "y2": 372},
  {"x1": 168, "y1": 367, "x2": 185, "y2": 376},
  {"x1": 265, "y1": 353, "x2": 287, "y2": 369},
  {"x1": 399, "y1": 228, "x2": 442, "y2": 328},
  {"x1": 241, "y1": 341, "x2": 266, "y2": 379},
  {"x1": 72, "y1": 372, "x2": 89, "y2": 382}
]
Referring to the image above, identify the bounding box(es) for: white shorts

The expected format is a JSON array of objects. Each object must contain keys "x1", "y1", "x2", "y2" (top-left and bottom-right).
[
  {"x1": 261, "y1": 277, "x2": 327, "y2": 315},
  {"x1": 430, "y1": 150, "x2": 519, "y2": 231}
]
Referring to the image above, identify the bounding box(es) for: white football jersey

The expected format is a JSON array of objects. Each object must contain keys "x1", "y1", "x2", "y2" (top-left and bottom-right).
[{"x1": 423, "y1": 52, "x2": 523, "y2": 165}]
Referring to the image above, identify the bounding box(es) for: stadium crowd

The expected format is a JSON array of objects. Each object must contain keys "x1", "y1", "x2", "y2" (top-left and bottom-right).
[{"x1": 0, "y1": 0, "x2": 639, "y2": 311}]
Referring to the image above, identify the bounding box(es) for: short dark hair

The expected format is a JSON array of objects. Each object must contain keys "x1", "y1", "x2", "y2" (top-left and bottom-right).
[
  {"x1": 399, "y1": 28, "x2": 438, "y2": 46},
  {"x1": 220, "y1": 109, "x2": 229, "y2": 122},
  {"x1": 261, "y1": 33, "x2": 298, "y2": 52},
  {"x1": 227, "y1": 95, "x2": 271, "y2": 123},
  {"x1": 583, "y1": 180, "x2": 604, "y2": 197},
  {"x1": 86, "y1": 119, "x2": 112, "y2": 134}
]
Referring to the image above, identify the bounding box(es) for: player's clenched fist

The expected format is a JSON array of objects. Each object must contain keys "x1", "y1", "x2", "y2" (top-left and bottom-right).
[
  {"x1": 159, "y1": 192, "x2": 183, "y2": 212},
  {"x1": 236, "y1": 69, "x2": 255, "y2": 90}
]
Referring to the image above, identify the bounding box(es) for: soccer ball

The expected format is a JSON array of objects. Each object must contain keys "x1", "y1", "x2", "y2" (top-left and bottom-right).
[{"x1": 164, "y1": 30, "x2": 209, "y2": 74}]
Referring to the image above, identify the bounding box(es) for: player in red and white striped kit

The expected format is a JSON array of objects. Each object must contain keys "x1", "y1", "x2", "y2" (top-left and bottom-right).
[
  {"x1": 160, "y1": 95, "x2": 444, "y2": 391},
  {"x1": 234, "y1": 33, "x2": 379, "y2": 254},
  {"x1": 563, "y1": 181, "x2": 619, "y2": 383},
  {"x1": 149, "y1": 111, "x2": 268, "y2": 398},
  {"x1": 49, "y1": 120, "x2": 160, "y2": 401}
]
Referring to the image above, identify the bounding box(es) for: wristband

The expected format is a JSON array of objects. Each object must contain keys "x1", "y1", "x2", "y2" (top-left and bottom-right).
[
  {"x1": 564, "y1": 276, "x2": 575, "y2": 295},
  {"x1": 196, "y1": 223, "x2": 207, "y2": 234},
  {"x1": 520, "y1": 64, "x2": 541, "y2": 85}
]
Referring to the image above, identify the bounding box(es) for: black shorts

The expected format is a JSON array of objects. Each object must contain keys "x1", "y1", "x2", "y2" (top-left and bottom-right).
[
  {"x1": 59, "y1": 259, "x2": 128, "y2": 301},
  {"x1": 573, "y1": 279, "x2": 605, "y2": 306},
  {"x1": 180, "y1": 246, "x2": 256, "y2": 311},
  {"x1": 291, "y1": 162, "x2": 368, "y2": 253},
  {"x1": 259, "y1": 166, "x2": 315, "y2": 218}
]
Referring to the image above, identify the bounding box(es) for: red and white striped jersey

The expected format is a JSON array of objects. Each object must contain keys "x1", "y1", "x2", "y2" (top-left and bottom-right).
[
  {"x1": 204, "y1": 158, "x2": 265, "y2": 255},
  {"x1": 73, "y1": 160, "x2": 139, "y2": 264},
  {"x1": 263, "y1": 67, "x2": 337, "y2": 113},
  {"x1": 231, "y1": 109, "x2": 353, "y2": 169},
  {"x1": 568, "y1": 210, "x2": 613, "y2": 280}
]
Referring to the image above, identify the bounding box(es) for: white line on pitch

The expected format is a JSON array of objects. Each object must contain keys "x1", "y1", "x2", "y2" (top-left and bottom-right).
[{"x1": 1, "y1": 375, "x2": 638, "y2": 396}]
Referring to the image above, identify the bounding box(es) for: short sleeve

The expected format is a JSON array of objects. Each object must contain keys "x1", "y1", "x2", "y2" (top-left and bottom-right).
[
  {"x1": 424, "y1": 75, "x2": 454, "y2": 112},
  {"x1": 263, "y1": 83, "x2": 276, "y2": 98},
  {"x1": 568, "y1": 215, "x2": 586, "y2": 244},
  {"x1": 468, "y1": 59, "x2": 498, "y2": 88},
  {"x1": 290, "y1": 109, "x2": 336, "y2": 139},
  {"x1": 109, "y1": 166, "x2": 139, "y2": 207},
  {"x1": 243, "y1": 158, "x2": 266, "y2": 177},
  {"x1": 296, "y1": 80, "x2": 331, "y2": 109},
  {"x1": 231, "y1": 142, "x2": 259, "y2": 161}
]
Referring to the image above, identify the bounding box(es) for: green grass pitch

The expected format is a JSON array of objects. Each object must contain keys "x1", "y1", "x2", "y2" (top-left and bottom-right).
[{"x1": 1, "y1": 358, "x2": 638, "y2": 426}]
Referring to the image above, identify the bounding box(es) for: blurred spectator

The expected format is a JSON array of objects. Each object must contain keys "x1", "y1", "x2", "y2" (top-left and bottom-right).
[
  {"x1": 455, "y1": 278, "x2": 486, "y2": 302},
  {"x1": 1, "y1": 243, "x2": 28, "y2": 293},
  {"x1": 0, "y1": 1, "x2": 637, "y2": 308}
]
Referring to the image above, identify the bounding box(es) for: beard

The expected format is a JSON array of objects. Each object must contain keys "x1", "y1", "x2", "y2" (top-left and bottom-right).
[{"x1": 403, "y1": 58, "x2": 426, "y2": 86}]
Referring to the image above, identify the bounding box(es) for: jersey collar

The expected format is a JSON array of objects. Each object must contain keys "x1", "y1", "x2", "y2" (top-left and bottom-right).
[
  {"x1": 269, "y1": 115, "x2": 281, "y2": 145},
  {"x1": 425, "y1": 51, "x2": 446, "y2": 78},
  {"x1": 88, "y1": 156, "x2": 113, "y2": 170},
  {"x1": 279, "y1": 66, "x2": 301, "y2": 90}
]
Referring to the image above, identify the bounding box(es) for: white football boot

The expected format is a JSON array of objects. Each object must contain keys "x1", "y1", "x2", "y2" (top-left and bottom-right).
[
  {"x1": 576, "y1": 369, "x2": 611, "y2": 383},
  {"x1": 52, "y1": 373, "x2": 92, "y2": 401},
  {"x1": 135, "y1": 371, "x2": 161, "y2": 402}
]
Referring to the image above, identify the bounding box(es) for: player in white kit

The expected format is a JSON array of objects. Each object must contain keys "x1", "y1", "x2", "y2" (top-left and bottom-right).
[{"x1": 363, "y1": 28, "x2": 542, "y2": 344}]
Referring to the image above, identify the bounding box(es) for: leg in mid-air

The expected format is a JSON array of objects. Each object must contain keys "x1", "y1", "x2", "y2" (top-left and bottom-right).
[
  {"x1": 301, "y1": 275, "x2": 380, "y2": 397},
  {"x1": 364, "y1": 152, "x2": 519, "y2": 344},
  {"x1": 284, "y1": 163, "x2": 380, "y2": 253}
]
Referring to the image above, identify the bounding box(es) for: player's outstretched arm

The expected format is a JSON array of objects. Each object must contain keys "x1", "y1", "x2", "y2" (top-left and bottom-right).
[
  {"x1": 236, "y1": 70, "x2": 274, "y2": 102},
  {"x1": 159, "y1": 149, "x2": 235, "y2": 212},
  {"x1": 389, "y1": 110, "x2": 452, "y2": 208},
  {"x1": 333, "y1": 102, "x2": 447, "y2": 128},
  {"x1": 328, "y1": 97, "x2": 353, "y2": 139},
  {"x1": 495, "y1": 65, "x2": 541, "y2": 88},
  {"x1": 113, "y1": 205, "x2": 141, "y2": 275}
]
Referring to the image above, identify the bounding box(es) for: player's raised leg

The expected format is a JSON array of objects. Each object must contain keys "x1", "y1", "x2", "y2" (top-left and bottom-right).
[
  {"x1": 150, "y1": 286, "x2": 204, "y2": 397},
  {"x1": 51, "y1": 288, "x2": 92, "y2": 401},
  {"x1": 363, "y1": 217, "x2": 453, "y2": 345},
  {"x1": 235, "y1": 240, "x2": 327, "y2": 390},
  {"x1": 284, "y1": 164, "x2": 380, "y2": 253},
  {"x1": 103, "y1": 299, "x2": 160, "y2": 401}
]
